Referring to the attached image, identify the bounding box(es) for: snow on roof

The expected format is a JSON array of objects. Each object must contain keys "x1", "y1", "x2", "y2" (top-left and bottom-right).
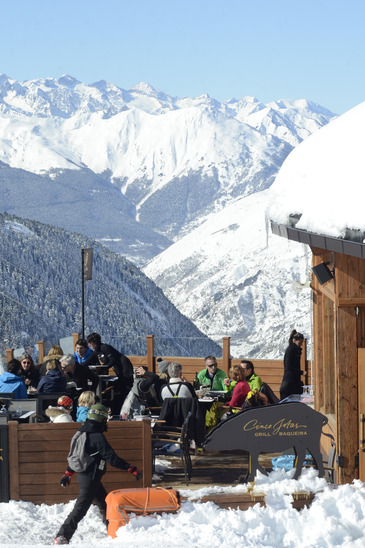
[{"x1": 268, "y1": 101, "x2": 365, "y2": 240}]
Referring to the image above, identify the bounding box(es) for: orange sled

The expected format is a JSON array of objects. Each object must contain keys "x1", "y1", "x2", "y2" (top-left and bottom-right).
[{"x1": 106, "y1": 487, "x2": 181, "y2": 538}]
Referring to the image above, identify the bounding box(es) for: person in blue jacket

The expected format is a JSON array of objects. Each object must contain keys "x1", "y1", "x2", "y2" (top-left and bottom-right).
[
  {"x1": 0, "y1": 359, "x2": 28, "y2": 399},
  {"x1": 76, "y1": 390, "x2": 96, "y2": 422},
  {"x1": 73, "y1": 339, "x2": 93, "y2": 365},
  {"x1": 37, "y1": 360, "x2": 67, "y2": 394}
]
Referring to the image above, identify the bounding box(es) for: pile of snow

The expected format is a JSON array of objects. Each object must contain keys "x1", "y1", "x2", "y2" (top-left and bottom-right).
[
  {"x1": 268, "y1": 101, "x2": 365, "y2": 240},
  {"x1": 2, "y1": 468, "x2": 365, "y2": 547}
]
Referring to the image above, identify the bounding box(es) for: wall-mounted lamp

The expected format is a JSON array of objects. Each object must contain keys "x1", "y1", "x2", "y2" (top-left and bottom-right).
[{"x1": 312, "y1": 262, "x2": 334, "y2": 285}]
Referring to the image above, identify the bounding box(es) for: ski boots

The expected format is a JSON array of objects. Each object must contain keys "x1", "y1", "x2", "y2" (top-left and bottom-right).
[{"x1": 53, "y1": 536, "x2": 69, "y2": 545}]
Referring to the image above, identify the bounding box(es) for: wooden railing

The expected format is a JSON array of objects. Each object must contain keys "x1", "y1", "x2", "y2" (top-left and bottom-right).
[
  {"x1": 5, "y1": 335, "x2": 311, "y2": 399},
  {"x1": 6, "y1": 420, "x2": 152, "y2": 504}
]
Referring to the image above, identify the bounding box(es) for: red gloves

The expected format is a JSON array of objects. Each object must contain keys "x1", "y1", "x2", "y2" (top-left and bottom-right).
[
  {"x1": 60, "y1": 470, "x2": 74, "y2": 487},
  {"x1": 127, "y1": 465, "x2": 143, "y2": 480}
]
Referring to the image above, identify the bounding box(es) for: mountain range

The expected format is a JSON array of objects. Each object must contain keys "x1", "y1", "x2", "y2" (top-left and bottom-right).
[{"x1": 0, "y1": 74, "x2": 337, "y2": 357}]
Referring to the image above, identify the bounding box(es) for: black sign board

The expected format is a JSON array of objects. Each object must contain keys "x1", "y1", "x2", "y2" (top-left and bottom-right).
[{"x1": 204, "y1": 402, "x2": 332, "y2": 482}]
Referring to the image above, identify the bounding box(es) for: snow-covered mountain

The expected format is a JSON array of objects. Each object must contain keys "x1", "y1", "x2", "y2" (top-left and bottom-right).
[
  {"x1": 143, "y1": 190, "x2": 312, "y2": 359},
  {"x1": 0, "y1": 74, "x2": 336, "y2": 259},
  {"x1": 0, "y1": 212, "x2": 222, "y2": 359},
  {"x1": 0, "y1": 74, "x2": 337, "y2": 357}
]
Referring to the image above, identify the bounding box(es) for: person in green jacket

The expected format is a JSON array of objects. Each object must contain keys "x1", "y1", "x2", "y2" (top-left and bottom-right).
[
  {"x1": 197, "y1": 356, "x2": 227, "y2": 391},
  {"x1": 224, "y1": 360, "x2": 263, "y2": 394}
]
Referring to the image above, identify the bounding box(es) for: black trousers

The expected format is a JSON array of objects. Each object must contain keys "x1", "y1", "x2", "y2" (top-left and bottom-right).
[
  {"x1": 57, "y1": 468, "x2": 107, "y2": 541},
  {"x1": 280, "y1": 380, "x2": 303, "y2": 401}
]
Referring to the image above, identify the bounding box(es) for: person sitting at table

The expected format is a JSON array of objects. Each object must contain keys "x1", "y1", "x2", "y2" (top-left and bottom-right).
[
  {"x1": 59, "y1": 353, "x2": 99, "y2": 397},
  {"x1": 73, "y1": 338, "x2": 93, "y2": 365},
  {"x1": 0, "y1": 359, "x2": 28, "y2": 399},
  {"x1": 37, "y1": 360, "x2": 67, "y2": 394},
  {"x1": 76, "y1": 390, "x2": 96, "y2": 422},
  {"x1": 120, "y1": 360, "x2": 170, "y2": 417},
  {"x1": 197, "y1": 356, "x2": 227, "y2": 391},
  {"x1": 226, "y1": 365, "x2": 250, "y2": 409},
  {"x1": 224, "y1": 359, "x2": 263, "y2": 394},
  {"x1": 160, "y1": 362, "x2": 196, "y2": 399},
  {"x1": 45, "y1": 395, "x2": 74, "y2": 423},
  {"x1": 18, "y1": 352, "x2": 40, "y2": 390},
  {"x1": 39, "y1": 345, "x2": 64, "y2": 376}
]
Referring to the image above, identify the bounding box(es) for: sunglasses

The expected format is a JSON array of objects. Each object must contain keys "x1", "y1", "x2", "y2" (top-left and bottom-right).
[{"x1": 22, "y1": 361, "x2": 31, "y2": 365}]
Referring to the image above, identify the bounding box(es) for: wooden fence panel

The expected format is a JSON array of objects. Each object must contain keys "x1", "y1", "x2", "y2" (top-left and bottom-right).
[{"x1": 8, "y1": 420, "x2": 152, "y2": 505}]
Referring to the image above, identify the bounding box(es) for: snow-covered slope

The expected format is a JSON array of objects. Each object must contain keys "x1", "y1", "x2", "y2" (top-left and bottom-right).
[
  {"x1": 0, "y1": 75, "x2": 336, "y2": 256},
  {"x1": 143, "y1": 189, "x2": 311, "y2": 358},
  {"x1": 0, "y1": 75, "x2": 336, "y2": 357}
]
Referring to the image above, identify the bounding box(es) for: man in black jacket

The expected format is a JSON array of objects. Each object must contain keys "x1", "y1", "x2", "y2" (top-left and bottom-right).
[
  {"x1": 60, "y1": 353, "x2": 99, "y2": 394},
  {"x1": 85, "y1": 333, "x2": 134, "y2": 410},
  {"x1": 53, "y1": 403, "x2": 142, "y2": 545}
]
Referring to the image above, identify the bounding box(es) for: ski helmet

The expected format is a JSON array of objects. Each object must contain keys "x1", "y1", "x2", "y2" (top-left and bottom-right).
[{"x1": 88, "y1": 403, "x2": 109, "y2": 423}]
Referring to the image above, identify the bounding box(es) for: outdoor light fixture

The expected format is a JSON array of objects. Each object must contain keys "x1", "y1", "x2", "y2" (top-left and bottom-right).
[{"x1": 312, "y1": 262, "x2": 334, "y2": 285}]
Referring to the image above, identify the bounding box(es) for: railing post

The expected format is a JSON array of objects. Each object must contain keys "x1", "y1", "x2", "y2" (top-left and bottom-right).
[
  {"x1": 72, "y1": 332, "x2": 81, "y2": 350},
  {"x1": 5, "y1": 349, "x2": 14, "y2": 363},
  {"x1": 37, "y1": 341, "x2": 45, "y2": 364},
  {"x1": 222, "y1": 336, "x2": 231, "y2": 375},
  {"x1": 146, "y1": 335, "x2": 154, "y2": 372}
]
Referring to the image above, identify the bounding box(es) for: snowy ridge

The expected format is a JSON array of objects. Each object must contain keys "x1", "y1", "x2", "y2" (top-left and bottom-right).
[
  {"x1": 0, "y1": 74, "x2": 337, "y2": 356},
  {"x1": 144, "y1": 190, "x2": 311, "y2": 358}
]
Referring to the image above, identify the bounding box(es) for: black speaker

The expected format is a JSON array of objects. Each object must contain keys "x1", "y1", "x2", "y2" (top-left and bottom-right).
[{"x1": 312, "y1": 263, "x2": 334, "y2": 285}]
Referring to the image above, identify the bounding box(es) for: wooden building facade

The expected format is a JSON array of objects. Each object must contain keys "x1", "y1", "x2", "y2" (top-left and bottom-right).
[{"x1": 272, "y1": 221, "x2": 365, "y2": 484}]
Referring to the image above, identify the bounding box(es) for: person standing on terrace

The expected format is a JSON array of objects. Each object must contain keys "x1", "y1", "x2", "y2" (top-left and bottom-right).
[
  {"x1": 73, "y1": 339, "x2": 93, "y2": 365},
  {"x1": 280, "y1": 329, "x2": 304, "y2": 400}
]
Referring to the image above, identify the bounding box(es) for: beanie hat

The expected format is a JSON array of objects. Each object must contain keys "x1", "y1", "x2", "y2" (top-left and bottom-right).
[
  {"x1": 157, "y1": 359, "x2": 170, "y2": 374},
  {"x1": 57, "y1": 395, "x2": 73, "y2": 409},
  {"x1": 88, "y1": 403, "x2": 109, "y2": 423}
]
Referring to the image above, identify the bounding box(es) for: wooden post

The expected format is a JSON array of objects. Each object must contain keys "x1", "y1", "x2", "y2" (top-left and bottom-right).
[
  {"x1": 5, "y1": 349, "x2": 14, "y2": 363},
  {"x1": 147, "y1": 335, "x2": 154, "y2": 372},
  {"x1": 72, "y1": 333, "x2": 81, "y2": 350},
  {"x1": 7, "y1": 421, "x2": 19, "y2": 501},
  {"x1": 336, "y1": 306, "x2": 358, "y2": 483},
  {"x1": 37, "y1": 341, "x2": 45, "y2": 364},
  {"x1": 222, "y1": 337, "x2": 231, "y2": 375}
]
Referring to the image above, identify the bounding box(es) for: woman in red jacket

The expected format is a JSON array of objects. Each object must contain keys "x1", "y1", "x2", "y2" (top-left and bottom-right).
[{"x1": 227, "y1": 365, "x2": 250, "y2": 408}]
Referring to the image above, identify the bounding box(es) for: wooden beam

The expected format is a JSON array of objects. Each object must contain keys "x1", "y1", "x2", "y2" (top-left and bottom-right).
[
  {"x1": 311, "y1": 281, "x2": 336, "y2": 303},
  {"x1": 335, "y1": 306, "x2": 359, "y2": 483},
  {"x1": 338, "y1": 298, "x2": 365, "y2": 307},
  {"x1": 8, "y1": 421, "x2": 20, "y2": 500},
  {"x1": 146, "y1": 335, "x2": 154, "y2": 372},
  {"x1": 5, "y1": 349, "x2": 14, "y2": 363},
  {"x1": 222, "y1": 337, "x2": 231, "y2": 375}
]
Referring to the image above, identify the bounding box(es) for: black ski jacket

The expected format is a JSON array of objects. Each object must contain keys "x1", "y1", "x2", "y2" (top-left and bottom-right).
[{"x1": 68, "y1": 419, "x2": 130, "y2": 475}]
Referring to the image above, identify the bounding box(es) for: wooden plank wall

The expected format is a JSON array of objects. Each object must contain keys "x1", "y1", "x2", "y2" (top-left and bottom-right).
[{"x1": 8, "y1": 420, "x2": 152, "y2": 505}]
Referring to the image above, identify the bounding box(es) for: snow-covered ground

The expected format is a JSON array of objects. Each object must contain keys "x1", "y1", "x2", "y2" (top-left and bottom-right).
[{"x1": 2, "y1": 464, "x2": 365, "y2": 547}]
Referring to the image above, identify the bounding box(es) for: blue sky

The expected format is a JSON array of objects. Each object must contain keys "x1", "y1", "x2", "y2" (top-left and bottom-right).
[{"x1": 1, "y1": 0, "x2": 364, "y2": 114}]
